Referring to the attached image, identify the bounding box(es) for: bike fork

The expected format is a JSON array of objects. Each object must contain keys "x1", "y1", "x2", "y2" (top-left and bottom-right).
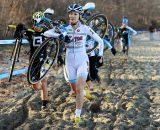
[
  {"x1": 10, "y1": 40, "x2": 21, "y2": 62},
  {"x1": 16, "y1": 41, "x2": 22, "y2": 62}
]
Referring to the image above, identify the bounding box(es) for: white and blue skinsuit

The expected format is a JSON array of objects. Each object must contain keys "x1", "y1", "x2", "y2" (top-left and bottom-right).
[{"x1": 44, "y1": 21, "x2": 104, "y2": 83}]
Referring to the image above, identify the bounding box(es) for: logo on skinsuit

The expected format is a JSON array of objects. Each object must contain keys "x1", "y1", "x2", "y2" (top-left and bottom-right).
[
  {"x1": 70, "y1": 36, "x2": 83, "y2": 42},
  {"x1": 75, "y1": 36, "x2": 83, "y2": 42}
]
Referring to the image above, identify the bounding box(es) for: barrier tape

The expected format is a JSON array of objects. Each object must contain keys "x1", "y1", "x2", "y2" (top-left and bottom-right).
[
  {"x1": 0, "y1": 68, "x2": 27, "y2": 80},
  {"x1": 0, "y1": 39, "x2": 29, "y2": 45},
  {"x1": 0, "y1": 40, "x2": 29, "y2": 80}
]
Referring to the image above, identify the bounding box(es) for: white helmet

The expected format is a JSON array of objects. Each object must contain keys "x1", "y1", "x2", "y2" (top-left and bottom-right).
[
  {"x1": 44, "y1": 8, "x2": 54, "y2": 15},
  {"x1": 67, "y1": 3, "x2": 83, "y2": 14},
  {"x1": 82, "y1": 2, "x2": 95, "y2": 11}
]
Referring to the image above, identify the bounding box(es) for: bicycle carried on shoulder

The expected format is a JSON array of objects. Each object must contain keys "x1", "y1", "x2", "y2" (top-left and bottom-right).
[
  {"x1": 27, "y1": 2, "x2": 113, "y2": 84},
  {"x1": 81, "y1": 3, "x2": 114, "y2": 40}
]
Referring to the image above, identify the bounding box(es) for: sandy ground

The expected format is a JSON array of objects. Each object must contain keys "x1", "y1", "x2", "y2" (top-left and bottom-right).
[{"x1": 0, "y1": 32, "x2": 160, "y2": 130}]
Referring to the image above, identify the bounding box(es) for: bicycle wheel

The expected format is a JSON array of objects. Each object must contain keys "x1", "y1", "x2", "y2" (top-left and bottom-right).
[
  {"x1": 63, "y1": 64, "x2": 69, "y2": 83},
  {"x1": 85, "y1": 13, "x2": 108, "y2": 54},
  {"x1": 105, "y1": 21, "x2": 114, "y2": 44},
  {"x1": 86, "y1": 38, "x2": 99, "y2": 54},
  {"x1": 27, "y1": 38, "x2": 59, "y2": 84},
  {"x1": 86, "y1": 13, "x2": 108, "y2": 38},
  {"x1": 9, "y1": 39, "x2": 20, "y2": 82},
  {"x1": 114, "y1": 38, "x2": 123, "y2": 54}
]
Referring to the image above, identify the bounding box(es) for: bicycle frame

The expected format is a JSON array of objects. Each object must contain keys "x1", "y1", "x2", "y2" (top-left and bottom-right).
[
  {"x1": 7, "y1": 25, "x2": 35, "y2": 81},
  {"x1": 10, "y1": 38, "x2": 22, "y2": 62}
]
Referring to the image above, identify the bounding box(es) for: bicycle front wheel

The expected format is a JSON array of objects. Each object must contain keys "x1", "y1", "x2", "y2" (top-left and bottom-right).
[{"x1": 27, "y1": 38, "x2": 59, "y2": 84}]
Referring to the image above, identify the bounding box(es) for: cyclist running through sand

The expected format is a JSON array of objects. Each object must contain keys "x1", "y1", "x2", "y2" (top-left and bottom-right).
[
  {"x1": 119, "y1": 16, "x2": 137, "y2": 62},
  {"x1": 65, "y1": 3, "x2": 104, "y2": 123},
  {"x1": 26, "y1": 10, "x2": 54, "y2": 110},
  {"x1": 43, "y1": 3, "x2": 105, "y2": 123},
  {"x1": 44, "y1": 3, "x2": 104, "y2": 123}
]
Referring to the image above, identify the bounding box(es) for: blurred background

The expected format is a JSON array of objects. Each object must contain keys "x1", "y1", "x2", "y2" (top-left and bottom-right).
[{"x1": 0, "y1": 0, "x2": 160, "y2": 39}]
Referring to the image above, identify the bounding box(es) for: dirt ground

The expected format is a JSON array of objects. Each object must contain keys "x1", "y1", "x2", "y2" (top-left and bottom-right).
[{"x1": 0, "y1": 32, "x2": 160, "y2": 130}]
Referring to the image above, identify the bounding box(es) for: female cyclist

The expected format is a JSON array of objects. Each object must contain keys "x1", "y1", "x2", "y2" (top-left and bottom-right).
[{"x1": 65, "y1": 3, "x2": 104, "y2": 123}]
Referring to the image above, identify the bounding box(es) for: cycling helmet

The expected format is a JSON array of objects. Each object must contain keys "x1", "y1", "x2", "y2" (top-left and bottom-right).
[
  {"x1": 67, "y1": 3, "x2": 83, "y2": 14},
  {"x1": 44, "y1": 8, "x2": 54, "y2": 15},
  {"x1": 32, "y1": 11, "x2": 44, "y2": 23},
  {"x1": 43, "y1": 8, "x2": 54, "y2": 20},
  {"x1": 122, "y1": 16, "x2": 128, "y2": 24}
]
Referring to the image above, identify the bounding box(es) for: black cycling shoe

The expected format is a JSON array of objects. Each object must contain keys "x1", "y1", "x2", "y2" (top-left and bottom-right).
[{"x1": 122, "y1": 49, "x2": 126, "y2": 54}]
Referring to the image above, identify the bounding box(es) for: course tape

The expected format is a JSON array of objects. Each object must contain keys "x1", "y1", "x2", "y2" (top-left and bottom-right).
[
  {"x1": 0, "y1": 39, "x2": 29, "y2": 45},
  {"x1": 0, "y1": 68, "x2": 27, "y2": 80}
]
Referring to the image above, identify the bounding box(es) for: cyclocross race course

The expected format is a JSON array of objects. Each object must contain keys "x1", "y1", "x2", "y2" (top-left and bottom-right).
[{"x1": 0, "y1": 32, "x2": 160, "y2": 129}]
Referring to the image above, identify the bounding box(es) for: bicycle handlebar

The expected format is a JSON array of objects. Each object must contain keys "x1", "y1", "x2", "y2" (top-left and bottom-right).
[
  {"x1": 8, "y1": 25, "x2": 16, "y2": 29},
  {"x1": 7, "y1": 25, "x2": 35, "y2": 33},
  {"x1": 27, "y1": 29, "x2": 35, "y2": 33}
]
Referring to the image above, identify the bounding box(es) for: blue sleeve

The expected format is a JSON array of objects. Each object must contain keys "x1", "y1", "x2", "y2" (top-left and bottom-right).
[
  {"x1": 42, "y1": 17, "x2": 51, "y2": 22},
  {"x1": 103, "y1": 39, "x2": 112, "y2": 49},
  {"x1": 36, "y1": 17, "x2": 51, "y2": 27}
]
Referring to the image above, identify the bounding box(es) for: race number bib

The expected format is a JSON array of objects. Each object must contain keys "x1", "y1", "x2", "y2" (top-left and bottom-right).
[{"x1": 33, "y1": 36, "x2": 43, "y2": 47}]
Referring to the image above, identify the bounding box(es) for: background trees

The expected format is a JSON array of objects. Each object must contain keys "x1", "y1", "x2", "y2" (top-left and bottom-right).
[{"x1": 0, "y1": 0, "x2": 159, "y2": 39}]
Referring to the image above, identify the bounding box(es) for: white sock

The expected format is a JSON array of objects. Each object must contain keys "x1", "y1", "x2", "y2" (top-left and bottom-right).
[
  {"x1": 83, "y1": 90, "x2": 86, "y2": 96},
  {"x1": 75, "y1": 109, "x2": 81, "y2": 117}
]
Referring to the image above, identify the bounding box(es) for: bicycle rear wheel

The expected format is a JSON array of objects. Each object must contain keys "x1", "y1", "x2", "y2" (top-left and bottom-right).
[
  {"x1": 9, "y1": 39, "x2": 20, "y2": 82},
  {"x1": 27, "y1": 38, "x2": 59, "y2": 84},
  {"x1": 114, "y1": 39, "x2": 123, "y2": 54},
  {"x1": 105, "y1": 21, "x2": 114, "y2": 44},
  {"x1": 86, "y1": 13, "x2": 108, "y2": 54}
]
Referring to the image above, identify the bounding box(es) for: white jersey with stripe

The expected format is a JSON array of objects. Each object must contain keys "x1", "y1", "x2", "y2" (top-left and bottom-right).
[
  {"x1": 43, "y1": 21, "x2": 104, "y2": 56},
  {"x1": 64, "y1": 22, "x2": 103, "y2": 81}
]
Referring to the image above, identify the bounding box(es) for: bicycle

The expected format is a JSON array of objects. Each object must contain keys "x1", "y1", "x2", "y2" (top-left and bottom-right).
[
  {"x1": 27, "y1": 3, "x2": 111, "y2": 84},
  {"x1": 111, "y1": 27, "x2": 121, "y2": 53},
  {"x1": 6, "y1": 24, "x2": 34, "y2": 82},
  {"x1": 82, "y1": 3, "x2": 114, "y2": 52},
  {"x1": 105, "y1": 21, "x2": 114, "y2": 43}
]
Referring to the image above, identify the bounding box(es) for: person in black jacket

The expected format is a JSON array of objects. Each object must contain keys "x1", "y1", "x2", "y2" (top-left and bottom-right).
[{"x1": 26, "y1": 11, "x2": 50, "y2": 110}]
